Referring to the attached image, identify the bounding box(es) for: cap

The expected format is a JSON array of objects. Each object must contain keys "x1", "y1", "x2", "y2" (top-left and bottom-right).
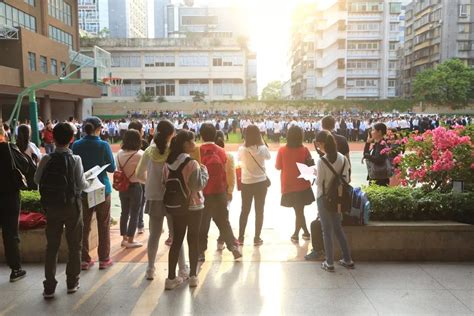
[{"x1": 84, "y1": 116, "x2": 102, "y2": 130}]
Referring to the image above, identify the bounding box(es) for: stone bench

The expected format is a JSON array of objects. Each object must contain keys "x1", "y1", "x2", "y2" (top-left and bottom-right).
[
  {"x1": 336, "y1": 221, "x2": 474, "y2": 261},
  {"x1": 0, "y1": 215, "x2": 98, "y2": 263}
]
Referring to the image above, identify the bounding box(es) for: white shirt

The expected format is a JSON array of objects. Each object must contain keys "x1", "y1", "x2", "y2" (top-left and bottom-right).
[
  {"x1": 237, "y1": 145, "x2": 271, "y2": 184},
  {"x1": 37, "y1": 121, "x2": 45, "y2": 132},
  {"x1": 315, "y1": 153, "x2": 350, "y2": 199}
]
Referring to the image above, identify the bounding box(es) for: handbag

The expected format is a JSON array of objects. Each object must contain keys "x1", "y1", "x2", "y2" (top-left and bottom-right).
[
  {"x1": 8, "y1": 143, "x2": 28, "y2": 190},
  {"x1": 248, "y1": 150, "x2": 271, "y2": 188},
  {"x1": 366, "y1": 158, "x2": 393, "y2": 180}
]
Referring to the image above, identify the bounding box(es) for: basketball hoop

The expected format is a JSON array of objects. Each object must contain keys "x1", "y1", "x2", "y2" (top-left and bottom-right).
[{"x1": 103, "y1": 77, "x2": 123, "y2": 95}]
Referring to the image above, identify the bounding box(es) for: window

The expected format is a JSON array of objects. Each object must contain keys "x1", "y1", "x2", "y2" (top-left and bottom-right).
[
  {"x1": 48, "y1": 25, "x2": 73, "y2": 47},
  {"x1": 181, "y1": 15, "x2": 218, "y2": 25},
  {"x1": 388, "y1": 80, "x2": 396, "y2": 87},
  {"x1": 389, "y1": 43, "x2": 396, "y2": 50},
  {"x1": 179, "y1": 55, "x2": 209, "y2": 67},
  {"x1": 179, "y1": 79, "x2": 209, "y2": 96},
  {"x1": 111, "y1": 54, "x2": 141, "y2": 68},
  {"x1": 60, "y1": 62, "x2": 66, "y2": 75},
  {"x1": 213, "y1": 57, "x2": 222, "y2": 66},
  {"x1": 28, "y1": 52, "x2": 36, "y2": 71},
  {"x1": 48, "y1": 0, "x2": 72, "y2": 25},
  {"x1": 213, "y1": 79, "x2": 244, "y2": 96},
  {"x1": 145, "y1": 80, "x2": 176, "y2": 96},
  {"x1": 0, "y1": 3, "x2": 37, "y2": 32},
  {"x1": 51, "y1": 59, "x2": 57, "y2": 76},
  {"x1": 390, "y1": 23, "x2": 398, "y2": 32},
  {"x1": 24, "y1": 0, "x2": 35, "y2": 6},
  {"x1": 390, "y1": 3, "x2": 401, "y2": 14},
  {"x1": 144, "y1": 55, "x2": 175, "y2": 67},
  {"x1": 40, "y1": 56, "x2": 47, "y2": 74},
  {"x1": 458, "y1": 41, "x2": 472, "y2": 51},
  {"x1": 459, "y1": 24, "x2": 470, "y2": 33},
  {"x1": 212, "y1": 54, "x2": 243, "y2": 67},
  {"x1": 459, "y1": 4, "x2": 471, "y2": 18}
]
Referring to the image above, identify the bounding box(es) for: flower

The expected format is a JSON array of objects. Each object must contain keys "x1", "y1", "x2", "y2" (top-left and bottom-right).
[
  {"x1": 393, "y1": 155, "x2": 402, "y2": 165},
  {"x1": 414, "y1": 136, "x2": 423, "y2": 142},
  {"x1": 380, "y1": 147, "x2": 391, "y2": 155}
]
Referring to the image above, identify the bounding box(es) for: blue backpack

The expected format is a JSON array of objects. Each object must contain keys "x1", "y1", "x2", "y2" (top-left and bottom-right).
[{"x1": 349, "y1": 187, "x2": 371, "y2": 225}]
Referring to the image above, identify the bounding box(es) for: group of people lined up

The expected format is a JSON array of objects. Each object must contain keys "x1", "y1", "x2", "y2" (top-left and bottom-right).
[{"x1": 0, "y1": 110, "x2": 467, "y2": 299}]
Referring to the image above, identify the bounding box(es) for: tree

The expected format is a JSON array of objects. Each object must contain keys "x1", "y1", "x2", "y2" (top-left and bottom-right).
[
  {"x1": 412, "y1": 59, "x2": 474, "y2": 106},
  {"x1": 192, "y1": 91, "x2": 206, "y2": 102},
  {"x1": 136, "y1": 89, "x2": 154, "y2": 102},
  {"x1": 98, "y1": 27, "x2": 110, "y2": 38},
  {"x1": 261, "y1": 81, "x2": 282, "y2": 100}
]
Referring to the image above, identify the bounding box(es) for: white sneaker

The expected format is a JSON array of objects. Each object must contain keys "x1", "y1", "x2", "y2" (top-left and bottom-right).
[
  {"x1": 165, "y1": 277, "x2": 183, "y2": 290},
  {"x1": 178, "y1": 266, "x2": 190, "y2": 281},
  {"x1": 217, "y1": 241, "x2": 226, "y2": 251},
  {"x1": 189, "y1": 276, "x2": 199, "y2": 288},
  {"x1": 125, "y1": 241, "x2": 143, "y2": 249},
  {"x1": 146, "y1": 268, "x2": 155, "y2": 280}
]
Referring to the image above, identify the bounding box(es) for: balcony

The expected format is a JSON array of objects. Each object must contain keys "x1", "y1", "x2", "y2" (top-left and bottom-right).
[
  {"x1": 347, "y1": 50, "x2": 381, "y2": 59},
  {"x1": 389, "y1": 51, "x2": 398, "y2": 59},
  {"x1": 348, "y1": 13, "x2": 383, "y2": 21},
  {"x1": 389, "y1": 32, "x2": 400, "y2": 41},
  {"x1": 347, "y1": 31, "x2": 382, "y2": 40},
  {"x1": 388, "y1": 70, "x2": 399, "y2": 78},
  {"x1": 346, "y1": 87, "x2": 380, "y2": 97},
  {"x1": 346, "y1": 69, "x2": 380, "y2": 77}
]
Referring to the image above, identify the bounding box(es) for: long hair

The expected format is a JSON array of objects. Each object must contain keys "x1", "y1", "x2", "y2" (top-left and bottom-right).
[
  {"x1": 154, "y1": 120, "x2": 175, "y2": 155},
  {"x1": 215, "y1": 130, "x2": 225, "y2": 148},
  {"x1": 286, "y1": 125, "x2": 303, "y2": 148},
  {"x1": 16, "y1": 124, "x2": 30, "y2": 153},
  {"x1": 315, "y1": 130, "x2": 338, "y2": 163},
  {"x1": 244, "y1": 124, "x2": 263, "y2": 147},
  {"x1": 166, "y1": 130, "x2": 195, "y2": 164}
]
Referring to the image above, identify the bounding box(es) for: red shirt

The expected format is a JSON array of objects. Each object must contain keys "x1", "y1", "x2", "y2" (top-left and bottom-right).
[
  {"x1": 42, "y1": 129, "x2": 54, "y2": 144},
  {"x1": 200, "y1": 143, "x2": 227, "y2": 195},
  {"x1": 276, "y1": 145, "x2": 312, "y2": 194}
]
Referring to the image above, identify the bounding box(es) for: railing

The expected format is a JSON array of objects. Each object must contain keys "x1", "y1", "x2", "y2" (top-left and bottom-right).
[
  {"x1": 347, "y1": 31, "x2": 382, "y2": 40},
  {"x1": 347, "y1": 50, "x2": 381, "y2": 58},
  {"x1": 346, "y1": 87, "x2": 379, "y2": 97},
  {"x1": 346, "y1": 69, "x2": 380, "y2": 77}
]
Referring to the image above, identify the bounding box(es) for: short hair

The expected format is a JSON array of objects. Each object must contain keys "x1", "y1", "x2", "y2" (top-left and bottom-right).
[
  {"x1": 122, "y1": 129, "x2": 142, "y2": 151},
  {"x1": 373, "y1": 123, "x2": 387, "y2": 136},
  {"x1": 200, "y1": 123, "x2": 217, "y2": 142},
  {"x1": 53, "y1": 122, "x2": 74, "y2": 146},
  {"x1": 321, "y1": 116, "x2": 336, "y2": 131},
  {"x1": 128, "y1": 120, "x2": 143, "y2": 132},
  {"x1": 286, "y1": 125, "x2": 303, "y2": 148}
]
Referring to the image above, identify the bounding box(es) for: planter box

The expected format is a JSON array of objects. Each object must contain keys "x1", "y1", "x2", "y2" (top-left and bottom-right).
[
  {"x1": 0, "y1": 214, "x2": 98, "y2": 263},
  {"x1": 336, "y1": 221, "x2": 474, "y2": 261}
]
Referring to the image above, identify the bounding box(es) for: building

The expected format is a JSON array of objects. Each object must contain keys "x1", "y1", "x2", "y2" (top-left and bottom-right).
[
  {"x1": 78, "y1": 0, "x2": 109, "y2": 36},
  {"x1": 290, "y1": 0, "x2": 403, "y2": 100},
  {"x1": 108, "y1": 0, "x2": 148, "y2": 38},
  {"x1": 80, "y1": 37, "x2": 258, "y2": 102},
  {"x1": 0, "y1": 0, "x2": 101, "y2": 122},
  {"x1": 402, "y1": 0, "x2": 474, "y2": 97},
  {"x1": 154, "y1": 0, "x2": 170, "y2": 38}
]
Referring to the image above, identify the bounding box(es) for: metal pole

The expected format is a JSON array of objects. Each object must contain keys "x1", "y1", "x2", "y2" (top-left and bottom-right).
[{"x1": 28, "y1": 90, "x2": 40, "y2": 146}]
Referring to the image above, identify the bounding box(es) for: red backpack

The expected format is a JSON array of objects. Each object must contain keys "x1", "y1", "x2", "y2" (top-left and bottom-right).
[
  {"x1": 201, "y1": 145, "x2": 227, "y2": 195},
  {"x1": 113, "y1": 152, "x2": 137, "y2": 192}
]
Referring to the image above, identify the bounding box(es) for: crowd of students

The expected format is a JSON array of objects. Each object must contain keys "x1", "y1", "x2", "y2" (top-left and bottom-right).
[{"x1": 0, "y1": 110, "x2": 470, "y2": 298}]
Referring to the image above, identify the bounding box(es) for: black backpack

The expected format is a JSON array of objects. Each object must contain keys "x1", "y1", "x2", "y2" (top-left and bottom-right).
[
  {"x1": 163, "y1": 157, "x2": 192, "y2": 216},
  {"x1": 39, "y1": 152, "x2": 77, "y2": 207},
  {"x1": 321, "y1": 157, "x2": 353, "y2": 213}
]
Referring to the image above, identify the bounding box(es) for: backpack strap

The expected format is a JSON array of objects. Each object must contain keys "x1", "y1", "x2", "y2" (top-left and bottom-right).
[
  {"x1": 117, "y1": 151, "x2": 138, "y2": 178},
  {"x1": 320, "y1": 156, "x2": 349, "y2": 195}
]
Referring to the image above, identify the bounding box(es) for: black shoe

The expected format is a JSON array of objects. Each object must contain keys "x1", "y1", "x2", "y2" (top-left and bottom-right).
[
  {"x1": 43, "y1": 287, "x2": 55, "y2": 299},
  {"x1": 10, "y1": 269, "x2": 26, "y2": 282},
  {"x1": 67, "y1": 283, "x2": 80, "y2": 294},
  {"x1": 198, "y1": 253, "x2": 205, "y2": 262}
]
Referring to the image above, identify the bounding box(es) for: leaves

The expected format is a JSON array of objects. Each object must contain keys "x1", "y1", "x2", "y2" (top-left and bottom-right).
[{"x1": 261, "y1": 81, "x2": 282, "y2": 100}]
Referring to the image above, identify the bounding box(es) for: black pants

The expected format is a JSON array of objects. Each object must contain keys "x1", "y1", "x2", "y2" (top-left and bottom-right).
[
  {"x1": 371, "y1": 178, "x2": 390, "y2": 186},
  {"x1": 239, "y1": 181, "x2": 267, "y2": 241},
  {"x1": 168, "y1": 210, "x2": 202, "y2": 279},
  {"x1": 44, "y1": 200, "x2": 83, "y2": 289},
  {"x1": 0, "y1": 191, "x2": 21, "y2": 270},
  {"x1": 200, "y1": 193, "x2": 237, "y2": 253}
]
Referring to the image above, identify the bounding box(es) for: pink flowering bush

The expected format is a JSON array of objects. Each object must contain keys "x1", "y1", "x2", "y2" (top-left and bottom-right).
[{"x1": 393, "y1": 126, "x2": 474, "y2": 192}]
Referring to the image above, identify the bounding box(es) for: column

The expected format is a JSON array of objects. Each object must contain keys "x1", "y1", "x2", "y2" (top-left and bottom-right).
[
  {"x1": 74, "y1": 99, "x2": 83, "y2": 121},
  {"x1": 40, "y1": 95, "x2": 52, "y2": 121}
]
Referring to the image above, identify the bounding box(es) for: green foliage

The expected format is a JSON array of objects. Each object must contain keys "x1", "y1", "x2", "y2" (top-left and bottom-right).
[
  {"x1": 192, "y1": 91, "x2": 206, "y2": 102},
  {"x1": 261, "y1": 81, "x2": 282, "y2": 100},
  {"x1": 136, "y1": 89, "x2": 154, "y2": 102},
  {"x1": 20, "y1": 191, "x2": 43, "y2": 213},
  {"x1": 412, "y1": 59, "x2": 474, "y2": 106},
  {"x1": 157, "y1": 96, "x2": 167, "y2": 103},
  {"x1": 364, "y1": 185, "x2": 474, "y2": 224}
]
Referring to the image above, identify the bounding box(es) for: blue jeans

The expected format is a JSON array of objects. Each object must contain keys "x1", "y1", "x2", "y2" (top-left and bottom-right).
[
  {"x1": 317, "y1": 197, "x2": 352, "y2": 266},
  {"x1": 119, "y1": 183, "x2": 143, "y2": 237},
  {"x1": 44, "y1": 143, "x2": 55, "y2": 154}
]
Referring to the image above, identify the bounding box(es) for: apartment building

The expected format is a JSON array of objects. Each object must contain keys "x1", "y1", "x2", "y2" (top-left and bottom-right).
[
  {"x1": 0, "y1": 0, "x2": 101, "y2": 121},
  {"x1": 78, "y1": 0, "x2": 109, "y2": 36},
  {"x1": 108, "y1": 0, "x2": 148, "y2": 38},
  {"x1": 80, "y1": 37, "x2": 258, "y2": 102},
  {"x1": 402, "y1": 0, "x2": 474, "y2": 97},
  {"x1": 290, "y1": 0, "x2": 403, "y2": 100}
]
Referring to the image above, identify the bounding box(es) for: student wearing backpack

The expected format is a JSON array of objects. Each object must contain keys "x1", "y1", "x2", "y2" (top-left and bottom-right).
[
  {"x1": 35, "y1": 123, "x2": 91, "y2": 299},
  {"x1": 276, "y1": 125, "x2": 315, "y2": 243},
  {"x1": 72, "y1": 117, "x2": 116, "y2": 271},
  {"x1": 198, "y1": 124, "x2": 242, "y2": 262},
  {"x1": 363, "y1": 123, "x2": 391, "y2": 186},
  {"x1": 136, "y1": 120, "x2": 188, "y2": 281},
  {"x1": 115, "y1": 130, "x2": 144, "y2": 248},
  {"x1": 237, "y1": 125, "x2": 271, "y2": 246},
  {"x1": 314, "y1": 131, "x2": 355, "y2": 272},
  {"x1": 163, "y1": 130, "x2": 208, "y2": 290}
]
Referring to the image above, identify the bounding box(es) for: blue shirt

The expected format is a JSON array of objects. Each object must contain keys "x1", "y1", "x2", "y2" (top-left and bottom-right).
[{"x1": 72, "y1": 135, "x2": 116, "y2": 195}]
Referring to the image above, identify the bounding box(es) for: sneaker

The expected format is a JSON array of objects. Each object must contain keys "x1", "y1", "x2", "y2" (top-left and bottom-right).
[
  {"x1": 165, "y1": 277, "x2": 183, "y2": 290},
  {"x1": 67, "y1": 283, "x2": 80, "y2": 294},
  {"x1": 137, "y1": 227, "x2": 145, "y2": 234},
  {"x1": 43, "y1": 288, "x2": 55, "y2": 299},
  {"x1": 304, "y1": 250, "x2": 324, "y2": 261},
  {"x1": 120, "y1": 240, "x2": 128, "y2": 247},
  {"x1": 81, "y1": 261, "x2": 95, "y2": 271},
  {"x1": 99, "y1": 259, "x2": 113, "y2": 270},
  {"x1": 232, "y1": 248, "x2": 242, "y2": 260},
  {"x1": 290, "y1": 235, "x2": 299, "y2": 243},
  {"x1": 321, "y1": 261, "x2": 335, "y2": 272},
  {"x1": 338, "y1": 259, "x2": 355, "y2": 269},
  {"x1": 164, "y1": 237, "x2": 173, "y2": 246},
  {"x1": 124, "y1": 241, "x2": 143, "y2": 249},
  {"x1": 146, "y1": 268, "x2": 156, "y2": 281},
  {"x1": 9, "y1": 269, "x2": 26, "y2": 282},
  {"x1": 254, "y1": 238, "x2": 263, "y2": 246},
  {"x1": 198, "y1": 253, "x2": 205, "y2": 262},
  {"x1": 189, "y1": 276, "x2": 199, "y2": 288},
  {"x1": 217, "y1": 241, "x2": 226, "y2": 251},
  {"x1": 302, "y1": 234, "x2": 311, "y2": 241},
  {"x1": 178, "y1": 267, "x2": 190, "y2": 281}
]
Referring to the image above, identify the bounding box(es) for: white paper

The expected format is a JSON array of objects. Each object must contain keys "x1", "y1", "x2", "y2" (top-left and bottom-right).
[
  {"x1": 297, "y1": 162, "x2": 317, "y2": 182},
  {"x1": 83, "y1": 178, "x2": 106, "y2": 208},
  {"x1": 84, "y1": 178, "x2": 105, "y2": 193},
  {"x1": 85, "y1": 164, "x2": 110, "y2": 181}
]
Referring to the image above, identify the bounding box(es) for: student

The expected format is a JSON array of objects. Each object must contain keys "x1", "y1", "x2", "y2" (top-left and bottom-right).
[
  {"x1": 276, "y1": 125, "x2": 314, "y2": 242},
  {"x1": 321, "y1": 116, "x2": 350, "y2": 162},
  {"x1": 35, "y1": 123, "x2": 90, "y2": 299},
  {"x1": 42, "y1": 121, "x2": 55, "y2": 154},
  {"x1": 136, "y1": 120, "x2": 188, "y2": 281},
  {"x1": 314, "y1": 131, "x2": 354, "y2": 272},
  {"x1": 116, "y1": 130, "x2": 144, "y2": 248},
  {"x1": 237, "y1": 124, "x2": 271, "y2": 246},
  {"x1": 72, "y1": 117, "x2": 116, "y2": 270},
  {"x1": 16, "y1": 124, "x2": 42, "y2": 164},
  {"x1": 363, "y1": 123, "x2": 391, "y2": 186},
  {"x1": 198, "y1": 124, "x2": 242, "y2": 262},
  {"x1": 163, "y1": 131, "x2": 208, "y2": 290}
]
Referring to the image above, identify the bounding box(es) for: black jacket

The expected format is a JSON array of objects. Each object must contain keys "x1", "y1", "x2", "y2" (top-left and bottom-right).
[{"x1": 0, "y1": 142, "x2": 31, "y2": 193}]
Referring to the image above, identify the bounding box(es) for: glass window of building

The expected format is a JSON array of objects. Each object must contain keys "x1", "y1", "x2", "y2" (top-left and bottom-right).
[
  {"x1": 60, "y1": 62, "x2": 66, "y2": 75},
  {"x1": 390, "y1": 3, "x2": 401, "y2": 14},
  {"x1": 0, "y1": 3, "x2": 37, "y2": 32},
  {"x1": 112, "y1": 54, "x2": 141, "y2": 68},
  {"x1": 48, "y1": 0, "x2": 72, "y2": 26},
  {"x1": 51, "y1": 58, "x2": 58, "y2": 76},
  {"x1": 179, "y1": 55, "x2": 209, "y2": 67},
  {"x1": 28, "y1": 52, "x2": 36, "y2": 71},
  {"x1": 48, "y1": 25, "x2": 73, "y2": 47},
  {"x1": 40, "y1": 56, "x2": 48, "y2": 74},
  {"x1": 179, "y1": 79, "x2": 209, "y2": 96},
  {"x1": 213, "y1": 79, "x2": 243, "y2": 96}
]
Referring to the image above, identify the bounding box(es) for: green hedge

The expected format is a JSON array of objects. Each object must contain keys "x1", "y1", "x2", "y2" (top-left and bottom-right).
[
  {"x1": 20, "y1": 191, "x2": 43, "y2": 213},
  {"x1": 364, "y1": 186, "x2": 474, "y2": 224}
]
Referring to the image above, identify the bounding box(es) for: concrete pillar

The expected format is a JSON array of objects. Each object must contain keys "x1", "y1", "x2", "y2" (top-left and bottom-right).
[
  {"x1": 40, "y1": 95, "x2": 52, "y2": 121},
  {"x1": 74, "y1": 99, "x2": 83, "y2": 121}
]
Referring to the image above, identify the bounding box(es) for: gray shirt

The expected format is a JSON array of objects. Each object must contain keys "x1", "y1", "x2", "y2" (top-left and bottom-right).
[{"x1": 34, "y1": 147, "x2": 89, "y2": 194}]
